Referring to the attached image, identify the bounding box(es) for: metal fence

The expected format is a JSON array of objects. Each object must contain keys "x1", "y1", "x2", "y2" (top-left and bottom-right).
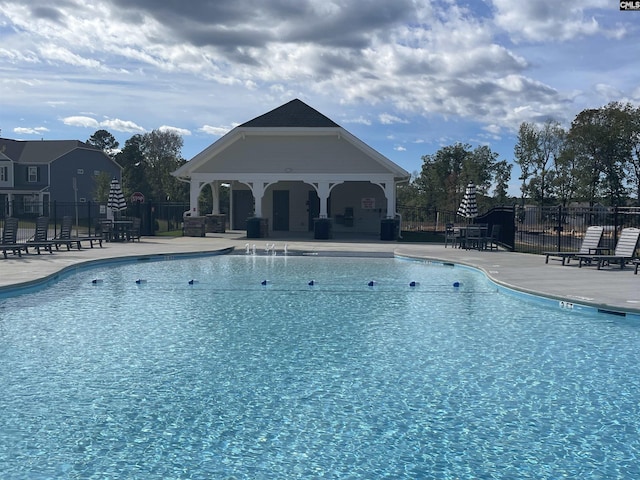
[
  {"x1": 1, "y1": 200, "x2": 192, "y2": 241},
  {"x1": 397, "y1": 203, "x2": 640, "y2": 254},
  {"x1": 514, "y1": 205, "x2": 640, "y2": 255}
]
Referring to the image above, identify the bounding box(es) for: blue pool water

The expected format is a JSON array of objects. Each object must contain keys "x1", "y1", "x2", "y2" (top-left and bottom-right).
[{"x1": 1, "y1": 254, "x2": 640, "y2": 479}]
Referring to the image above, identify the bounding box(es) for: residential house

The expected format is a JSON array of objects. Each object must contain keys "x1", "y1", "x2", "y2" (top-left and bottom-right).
[{"x1": 0, "y1": 138, "x2": 122, "y2": 216}]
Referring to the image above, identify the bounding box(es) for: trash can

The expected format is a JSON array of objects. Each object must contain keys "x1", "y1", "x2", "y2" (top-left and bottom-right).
[
  {"x1": 247, "y1": 217, "x2": 268, "y2": 238},
  {"x1": 380, "y1": 218, "x2": 398, "y2": 241},
  {"x1": 314, "y1": 218, "x2": 332, "y2": 239}
]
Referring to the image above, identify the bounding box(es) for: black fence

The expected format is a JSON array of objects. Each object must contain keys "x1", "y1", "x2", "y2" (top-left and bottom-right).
[
  {"x1": 514, "y1": 205, "x2": 640, "y2": 255},
  {"x1": 1, "y1": 200, "x2": 192, "y2": 241},
  {"x1": 397, "y1": 203, "x2": 640, "y2": 254}
]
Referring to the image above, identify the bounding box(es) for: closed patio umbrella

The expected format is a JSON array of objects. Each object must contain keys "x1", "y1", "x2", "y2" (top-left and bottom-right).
[
  {"x1": 457, "y1": 182, "x2": 478, "y2": 219},
  {"x1": 107, "y1": 177, "x2": 127, "y2": 216}
]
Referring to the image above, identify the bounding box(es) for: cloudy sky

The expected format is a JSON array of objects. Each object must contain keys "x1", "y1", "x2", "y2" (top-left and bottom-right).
[{"x1": 1, "y1": 0, "x2": 638, "y2": 193}]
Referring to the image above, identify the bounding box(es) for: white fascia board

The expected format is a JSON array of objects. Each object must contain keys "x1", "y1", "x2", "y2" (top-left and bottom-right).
[{"x1": 191, "y1": 172, "x2": 396, "y2": 184}]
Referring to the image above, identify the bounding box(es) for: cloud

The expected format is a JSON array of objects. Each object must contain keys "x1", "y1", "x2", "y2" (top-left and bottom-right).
[
  {"x1": 199, "y1": 125, "x2": 232, "y2": 136},
  {"x1": 492, "y1": 0, "x2": 609, "y2": 42},
  {"x1": 159, "y1": 125, "x2": 192, "y2": 136},
  {"x1": 13, "y1": 126, "x2": 50, "y2": 135},
  {"x1": 379, "y1": 113, "x2": 408, "y2": 125},
  {"x1": 62, "y1": 116, "x2": 100, "y2": 129},
  {"x1": 394, "y1": 145, "x2": 407, "y2": 152},
  {"x1": 62, "y1": 115, "x2": 145, "y2": 133}
]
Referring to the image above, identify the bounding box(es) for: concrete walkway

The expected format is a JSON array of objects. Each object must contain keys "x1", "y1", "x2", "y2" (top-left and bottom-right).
[{"x1": 1, "y1": 232, "x2": 638, "y2": 316}]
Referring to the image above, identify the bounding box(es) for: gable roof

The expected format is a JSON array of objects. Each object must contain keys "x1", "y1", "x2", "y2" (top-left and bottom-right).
[
  {"x1": 239, "y1": 99, "x2": 341, "y2": 128},
  {"x1": 0, "y1": 138, "x2": 99, "y2": 164},
  {"x1": 174, "y1": 99, "x2": 410, "y2": 181}
]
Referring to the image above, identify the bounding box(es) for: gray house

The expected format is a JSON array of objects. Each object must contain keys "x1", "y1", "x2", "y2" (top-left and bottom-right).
[
  {"x1": 0, "y1": 138, "x2": 122, "y2": 216},
  {"x1": 173, "y1": 99, "x2": 410, "y2": 237}
]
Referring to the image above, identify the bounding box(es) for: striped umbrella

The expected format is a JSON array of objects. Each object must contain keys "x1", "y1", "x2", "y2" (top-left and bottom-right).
[
  {"x1": 457, "y1": 182, "x2": 478, "y2": 219},
  {"x1": 107, "y1": 178, "x2": 127, "y2": 212}
]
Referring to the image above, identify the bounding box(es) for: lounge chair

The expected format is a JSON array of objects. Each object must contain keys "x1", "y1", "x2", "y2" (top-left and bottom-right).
[
  {"x1": 577, "y1": 227, "x2": 640, "y2": 270},
  {"x1": 1, "y1": 217, "x2": 29, "y2": 259},
  {"x1": 55, "y1": 216, "x2": 103, "y2": 249},
  {"x1": 544, "y1": 226, "x2": 605, "y2": 265},
  {"x1": 26, "y1": 216, "x2": 57, "y2": 254}
]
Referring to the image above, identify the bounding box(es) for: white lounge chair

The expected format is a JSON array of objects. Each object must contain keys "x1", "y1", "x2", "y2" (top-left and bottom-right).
[{"x1": 544, "y1": 226, "x2": 604, "y2": 265}]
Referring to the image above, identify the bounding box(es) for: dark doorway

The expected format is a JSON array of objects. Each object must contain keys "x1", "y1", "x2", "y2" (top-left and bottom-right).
[
  {"x1": 232, "y1": 190, "x2": 254, "y2": 230},
  {"x1": 307, "y1": 190, "x2": 319, "y2": 231},
  {"x1": 272, "y1": 190, "x2": 289, "y2": 231}
]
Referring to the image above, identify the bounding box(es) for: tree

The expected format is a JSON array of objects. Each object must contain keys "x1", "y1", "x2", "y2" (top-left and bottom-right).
[
  {"x1": 568, "y1": 102, "x2": 633, "y2": 206},
  {"x1": 514, "y1": 120, "x2": 564, "y2": 207},
  {"x1": 87, "y1": 130, "x2": 119, "y2": 157},
  {"x1": 629, "y1": 105, "x2": 640, "y2": 205},
  {"x1": 492, "y1": 160, "x2": 512, "y2": 205},
  {"x1": 92, "y1": 171, "x2": 112, "y2": 202},
  {"x1": 115, "y1": 134, "x2": 151, "y2": 199},
  {"x1": 415, "y1": 143, "x2": 504, "y2": 213},
  {"x1": 139, "y1": 129, "x2": 188, "y2": 202}
]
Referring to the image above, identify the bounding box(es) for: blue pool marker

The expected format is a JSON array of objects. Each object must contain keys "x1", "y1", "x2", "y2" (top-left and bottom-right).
[
  {"x1": 261, "y1": 280, "x2": 269, "y2": 286},
  {"x1": 188, "y1": 279, "x2": 199, "y2": 285},
  {"x1": 368, "y1": 280, "x2": 376, "y2": 287},
  {"x1": 453, "y1": 281, "x2": 461, "y2": 288},
  {"x1": 135, "y1": 279, "x2": 147, "y2": 285},
  {"x1": 409, "y1": 281, "x2": 419, "y2": 287},
  {"x1": 308, "y1": 280, "x2": 316, "y2": 286},
  {"x1": 91, "y1": 279, "x2": 103, "y2": 285}
]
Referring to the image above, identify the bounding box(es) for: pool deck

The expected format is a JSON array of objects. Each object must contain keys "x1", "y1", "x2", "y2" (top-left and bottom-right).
[{"x1": 1, "y1": 232, "x2": 638, "y2": 316}]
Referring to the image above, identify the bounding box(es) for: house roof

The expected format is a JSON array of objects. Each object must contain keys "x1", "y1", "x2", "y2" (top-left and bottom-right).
[
  {"x1": 239, "y1": 99, "x2": 341, "y2": 128},
  {"x1": 0, "y1": 138, "x2": 98, "y2": 164}
]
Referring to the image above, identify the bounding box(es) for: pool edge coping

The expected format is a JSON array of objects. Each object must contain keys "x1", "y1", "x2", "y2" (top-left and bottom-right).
[{"x1": 395, "y1": 253, "x2": 640, "y2": 320}]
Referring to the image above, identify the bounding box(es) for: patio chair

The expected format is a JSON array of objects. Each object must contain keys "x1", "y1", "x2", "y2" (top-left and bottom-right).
[
  {"x1": 577, "y1": 227, "x2": 640, "y2": 270},
  {"x1": 26, "y1": 216, "x2": 57, "y2": 254},
  {"x1": 444, "y1": 223, "x2": 457, "y2": 248},
  {"x1": 1, "y1": 217, "x2": 29, "y2": 259},
  {"x1": 55, "y1": 216, "x2": 103, "y2": 249},
  {"x1": 127, "y1": 217, "x2": 142, "y2": 242},
  {"x1": 486, "y1": 225, "x2": 501, "y2": 251},
  {"x1": 97, "y1": 219, "x2": 114, "y2": 242},
  {"x1": 544, "y1": 226, "x2": 605, "y2": 265}
]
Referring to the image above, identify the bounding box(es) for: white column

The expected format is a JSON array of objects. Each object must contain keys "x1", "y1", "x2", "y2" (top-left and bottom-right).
[
  {"x1": 316, "y1": 182, "x2": 331, "y2": 218},
  {"x1": 189, "y1": 181, "x2": 201, "y2": 216},
  {"x1": 385, "y1": 182, "x2": 395, "y2": 218},
  {"x1": 250, "y1": 181, "x2": 266, "y2": 217},
  {"x1": 210, "y1": 181, "x2": 220, "y2": 215}
]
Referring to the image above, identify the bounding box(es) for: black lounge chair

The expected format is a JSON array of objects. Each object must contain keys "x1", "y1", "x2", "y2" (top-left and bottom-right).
[
  {"x1": 544, "y1": 226, "x2": 605, "y2": 265},
  {"x1": 577, "y1": 227, "x2": 640, "y2": 270},
  {"x1": 1, "y1": 217, "x2": 29, "y2": 259},
  {"x1": 26, "y1": 216, "x2": 57, "y2": 254},
  {"x1": 55, "y1": 216, "x2": 103, "y2": 249}
]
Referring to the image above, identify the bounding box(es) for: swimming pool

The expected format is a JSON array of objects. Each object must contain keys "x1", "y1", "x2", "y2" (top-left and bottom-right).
[{"x1": 1, "y1": 254, "x2": 639, "y2": 478}]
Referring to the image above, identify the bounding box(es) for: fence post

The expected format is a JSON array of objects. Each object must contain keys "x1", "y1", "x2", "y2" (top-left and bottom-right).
[
  {"x1": 556, "y1": 205, "x2": 562, "y2": 252},
  {"x1": 88, "y1": 201, "x2": 93, "y2": 236},
  {"x1": 614, "y1": 205, "x2": 619, "y2": 245}
]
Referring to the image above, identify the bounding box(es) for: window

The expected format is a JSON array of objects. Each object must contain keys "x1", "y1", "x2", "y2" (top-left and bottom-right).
[
  {"x1": 0, "y1": 166, "x2": 7, "y2": 182},
  {"x1": 27, "y1": 166, "x2": 40, "y2": 183}
]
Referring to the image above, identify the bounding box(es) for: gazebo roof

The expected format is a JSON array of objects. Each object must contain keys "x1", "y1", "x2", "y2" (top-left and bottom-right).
[{"x1": 240, "y1": 99, "x2": 340, "y2": 128}]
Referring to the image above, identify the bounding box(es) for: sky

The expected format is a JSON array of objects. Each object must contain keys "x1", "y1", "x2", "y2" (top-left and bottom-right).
[{"x1": 1, "y1": 0, "x2": 639, "y2": 195}]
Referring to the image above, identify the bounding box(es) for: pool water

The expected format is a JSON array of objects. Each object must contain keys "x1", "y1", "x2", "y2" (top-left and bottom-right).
[{"x1": 1, "y1": 255, "x2": 639, "y2": 479}]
